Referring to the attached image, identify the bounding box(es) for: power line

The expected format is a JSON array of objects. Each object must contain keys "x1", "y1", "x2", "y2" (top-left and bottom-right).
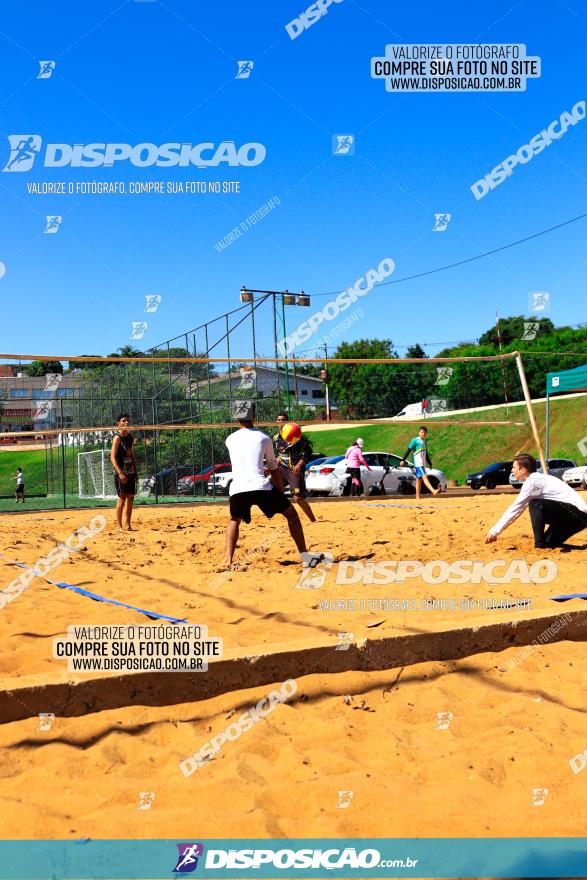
[{"x1": 308, "y1": 211, "x2": 587, "y2": 298}]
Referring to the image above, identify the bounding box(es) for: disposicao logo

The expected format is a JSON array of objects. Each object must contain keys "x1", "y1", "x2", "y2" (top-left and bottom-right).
[
  {"x1": 3, "y1": 136, "x2": 266, "y2": 171},
  {"x1": 173, "y1": 843, "x2": 205, "y2": 873}
]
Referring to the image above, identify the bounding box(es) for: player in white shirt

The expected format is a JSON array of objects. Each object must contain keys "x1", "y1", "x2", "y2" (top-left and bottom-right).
[
  {"x1": 223, "y1": 403, "x2": 321, "y2": 569},
  {"x1": 486, "y1": 453, "x2": 587, "y2": 549}
]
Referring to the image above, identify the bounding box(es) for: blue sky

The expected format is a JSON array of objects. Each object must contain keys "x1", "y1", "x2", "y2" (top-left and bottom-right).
[{"x1": 0, "y1": 0, "x2": 585, "y2": 360}]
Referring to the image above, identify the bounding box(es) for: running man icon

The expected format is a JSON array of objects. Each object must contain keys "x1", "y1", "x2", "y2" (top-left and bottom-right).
[{"x1": 4, "y1": 135, "x2": 42, "y2": 172}]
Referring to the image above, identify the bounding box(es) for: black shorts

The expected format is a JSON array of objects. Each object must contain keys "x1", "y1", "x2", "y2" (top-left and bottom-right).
[
  {"x1": 229, "y1": 487, "x2": 291, "y2": 524},
  {"x1": 279, "y1": 463, "x2": 306, "y2": 497},
  {"x1": 115, "y1": 474, "x2": 136, "y2": 497},
  {"x1": 16, "y1": 485, "x2": 24, "y2": 495}
]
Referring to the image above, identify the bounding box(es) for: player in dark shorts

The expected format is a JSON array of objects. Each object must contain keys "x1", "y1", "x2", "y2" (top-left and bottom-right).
[
  {"x1": 273, "y1": 413, "x2": 316, "y2": 522},
  {"x1": 110, "y1": 413, "x2": 138, "y2": 530},
  {"x1": 223, "y1": 403, "x2": 324, "y2": 569}
]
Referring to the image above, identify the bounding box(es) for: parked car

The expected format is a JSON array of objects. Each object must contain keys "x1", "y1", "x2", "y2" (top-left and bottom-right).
[
  {"x1": 305, "y1": 451, "x2": 447, "y2": 497},
  {"x1": 177, "y1": 463, "x2": 232, "y2": 495},
  {"x1": 562, "y1": 463, "x2": 587, "y2": 488},
  {"x1": 143, "y1": 465, "x2": 196, "y2": 496},
  {"x1": 509, "y1": 458, "x2": 577, "y2": 488},
  {"x1": 207, "y1": 453, "x2": 326, "y2": 497},
  {"x1": 394, "y1": 402, "x2": 424, "y2": 419},
  {"x1": 466, "y1": 461, "x2": 513, "y2": 490}
]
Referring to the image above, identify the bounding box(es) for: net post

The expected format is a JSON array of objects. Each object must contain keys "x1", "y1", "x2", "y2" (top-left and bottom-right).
[{"x1": 514, "y1": 351, "x2": 548, "y2": 473}]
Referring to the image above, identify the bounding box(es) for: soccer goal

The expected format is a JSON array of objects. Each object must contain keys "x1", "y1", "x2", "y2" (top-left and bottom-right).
[{"x1": 78, "y1": 450, "x2": 117, "y2": 499}]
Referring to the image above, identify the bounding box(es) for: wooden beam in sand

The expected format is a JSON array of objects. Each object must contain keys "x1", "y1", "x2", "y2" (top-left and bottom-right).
[{"x1": 1, "y1": 610, "x2": 586, "y2": 724}]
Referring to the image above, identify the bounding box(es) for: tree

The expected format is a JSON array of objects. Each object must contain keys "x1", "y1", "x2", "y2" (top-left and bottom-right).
[
  {"x1": 25, "y1": 360, "x2": 64, "y2": 377},
  {"x1": 479, "y1": 316, "x2": 555, "y2": 347},
  {"x1": 405, "y1": 344, "x2": 427, "y2": 359}
]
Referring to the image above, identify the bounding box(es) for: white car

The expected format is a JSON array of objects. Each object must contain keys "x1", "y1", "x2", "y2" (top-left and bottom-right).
[
  {"x1": 208, "y1": 471, "x2": 233, "y2": 496},
  {"x1": 562, "y1": 464, "x2": 587, "y2": 488},
  {"x1": 304, "y1": 451, "x2": 447, "y2": 497}
]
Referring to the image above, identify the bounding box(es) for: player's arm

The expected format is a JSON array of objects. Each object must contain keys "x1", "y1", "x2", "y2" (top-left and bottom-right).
[
  {"x1": 426, "y1": 452, "x2": 433, "y2": 467},
  {"x1": 400, "y1": 443, "x2": 412, "y2": 466},
  {"x1": 293, "y1": 438, "x2": 310, "y2": 474},
  {"x1": 110, "y1": 435, "x2": 125, "y2": 479},
  {"x1": 264, "y1": 438, "x2": 284, "y2": 491},
  {"x1": 485, "y1": 477, "x2": 537, "y2": 542}
]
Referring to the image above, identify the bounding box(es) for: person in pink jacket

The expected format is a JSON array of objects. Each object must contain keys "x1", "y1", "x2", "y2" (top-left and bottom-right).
[{"x1": 345, "y1": 438, "x2": 371, "y2": 497}]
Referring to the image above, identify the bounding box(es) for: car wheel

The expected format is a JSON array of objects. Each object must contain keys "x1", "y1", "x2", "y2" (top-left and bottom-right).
[
  {"x1": 470, "y1": 482, "x2": 480, "y2": 490},
  {"x1": 485, "y1": 478, "x2": 496, "y2": 490}
]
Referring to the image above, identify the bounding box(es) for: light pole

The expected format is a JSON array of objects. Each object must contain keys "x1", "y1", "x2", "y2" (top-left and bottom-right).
[{"x1": 240, "y1": 287, "x2": 310, "y2": 418}]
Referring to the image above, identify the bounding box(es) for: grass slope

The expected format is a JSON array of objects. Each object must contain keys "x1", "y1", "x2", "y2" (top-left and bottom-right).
[{"x1": 306, "y1": 397, "x2": 587, "y2": 482}]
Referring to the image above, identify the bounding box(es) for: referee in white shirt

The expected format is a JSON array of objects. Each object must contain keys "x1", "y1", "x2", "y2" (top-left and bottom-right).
[
  {"x1": 223, "y1": 403, "x2": 317, "y2": 569},
  {"x1": 486, "y1": 453, "x2": 587, "y2": 549}
]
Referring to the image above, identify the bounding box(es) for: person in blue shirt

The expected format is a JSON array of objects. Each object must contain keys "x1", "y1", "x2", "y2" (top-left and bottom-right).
[{"x1": 400, "y1": 426, "x2": 441, "y2": 500}]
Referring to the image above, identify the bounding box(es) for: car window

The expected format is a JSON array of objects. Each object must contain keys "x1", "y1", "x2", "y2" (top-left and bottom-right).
[
  {"x1": 363, "y1": 453, "x2": 379, "y2": 466},
  {"x1": 560, "y1": 460, "x2": 575, "y2": 468},
  {"x1": 381, "y1": 453, "x2": 403, "y2": 467}
]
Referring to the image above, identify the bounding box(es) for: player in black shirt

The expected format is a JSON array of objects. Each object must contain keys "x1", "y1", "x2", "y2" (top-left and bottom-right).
[
  {"x1": 110, "y1": 413, "x2": 138, "y2": 530},
  {"x1": 273, "y1": 413, "x2": 316, "y2": 523}
]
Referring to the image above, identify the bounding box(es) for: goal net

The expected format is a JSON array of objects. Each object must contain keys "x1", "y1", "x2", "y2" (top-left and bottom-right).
[{"x1": 78, "y1": 450, "x2": 116, "y2": 499}]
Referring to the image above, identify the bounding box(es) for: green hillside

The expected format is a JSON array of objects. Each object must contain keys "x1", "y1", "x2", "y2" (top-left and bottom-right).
[{"x1": 305, "y1": 396, "x2": 587, "y2": 482}]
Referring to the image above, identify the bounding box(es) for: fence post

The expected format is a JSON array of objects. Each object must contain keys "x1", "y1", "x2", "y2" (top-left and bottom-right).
[{"x1": 60, "y1": 398, "x2": 66, "y2": 508}]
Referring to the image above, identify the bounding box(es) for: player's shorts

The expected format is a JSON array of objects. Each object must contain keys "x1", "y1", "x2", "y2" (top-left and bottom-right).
[
  {"x1": 15, "y1": 484, "x2": 24, "y2": 494},
  {"x1": 229, "y1": 487, "x2": 291, "y2": 524},
  {"x1": 115, "y1": 474, "x2": 136, "y2": 497},
  {"x1": 415, "y1": 466, "x2": 427, "y2": 478},
  {"x1": 279, "y1": 463, "x2": 305, "y2": 497}
]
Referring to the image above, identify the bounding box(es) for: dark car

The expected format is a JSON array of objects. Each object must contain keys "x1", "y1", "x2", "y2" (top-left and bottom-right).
[
  {"x1": 144, "y1": 465, "x2": 196, "y2": 496},
  {"x1": 466, "y1": 461, "x2": 513, "y2": 490}
]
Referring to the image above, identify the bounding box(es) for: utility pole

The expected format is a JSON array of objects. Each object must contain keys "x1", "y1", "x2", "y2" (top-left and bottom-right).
[{"x1": 321, "y1": 342, "x2": 331, "y2": 421}]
